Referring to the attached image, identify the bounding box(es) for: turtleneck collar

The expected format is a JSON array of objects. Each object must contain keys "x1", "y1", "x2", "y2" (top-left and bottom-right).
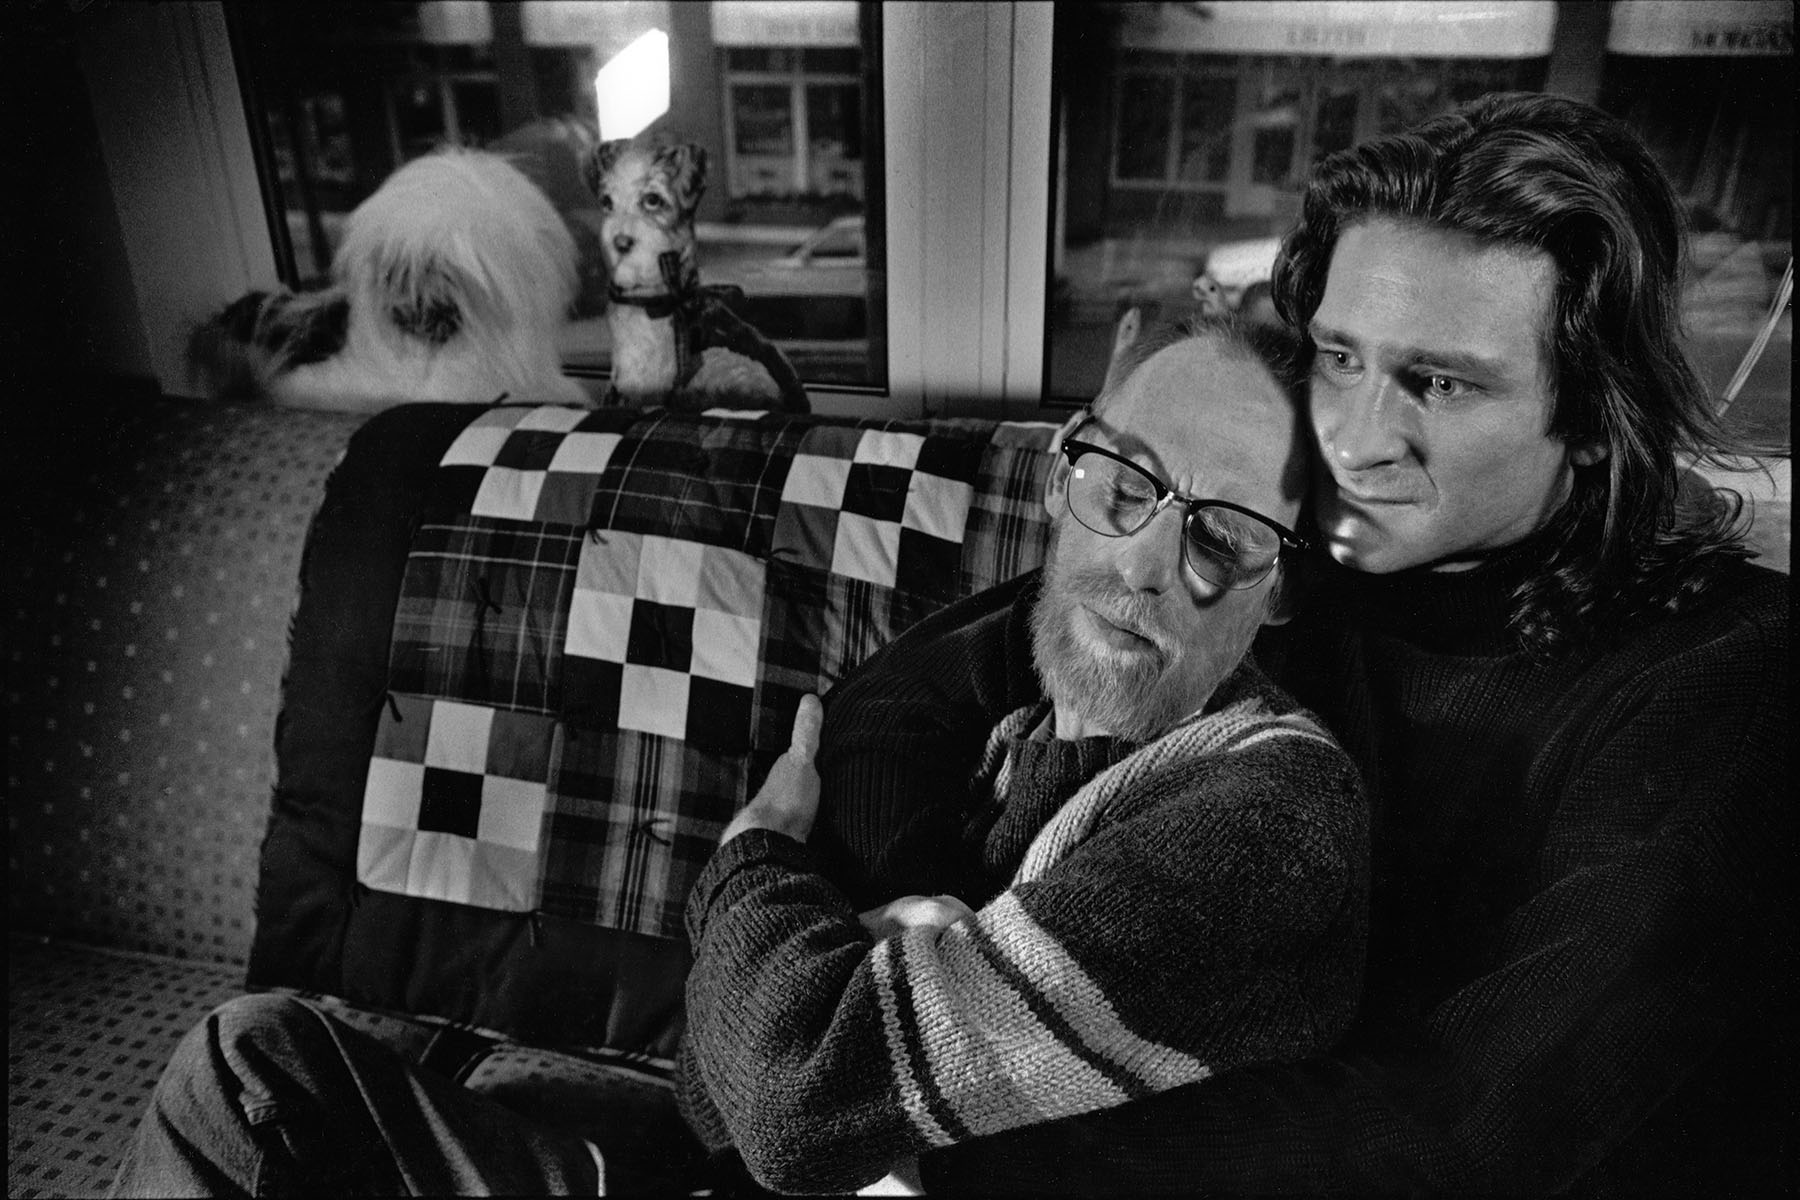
[{"x1": 1308, "y1": 532, "x2": 1558, "y2": 656}]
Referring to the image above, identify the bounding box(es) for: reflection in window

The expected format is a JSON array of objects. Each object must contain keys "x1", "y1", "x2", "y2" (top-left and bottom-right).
[
  {"x1": 1602, "y1": 1, "x2": 1794, "y2": 450},
  {"x1": 1312, "y1": 85, "x2": 1359, "y2": 162},
  {"x1": 732, "y1": 84, "x2": 795, "y2": 157},
  {"x1": 1248, "y1": 73, "x2": 1302, "y2": 185},
  {"x1": 229, "y1": 0, "x2": 885, "y2": 390},
  {"x1": 1178, "y1": 76, "x2": 1237, "y2": 183},
  {"x1": 1115, "y1": 74, "x2": 1174, "y2": 180},
  {"x1": 805, "y1": 84, "x2": 862, "y2": 196},
  {"x1": 1045, "y1": 0, "x2": 1792, "y2": 447},
  {"x1": 1376, "y1": 72, "x2": 1441, "y2": 136}
]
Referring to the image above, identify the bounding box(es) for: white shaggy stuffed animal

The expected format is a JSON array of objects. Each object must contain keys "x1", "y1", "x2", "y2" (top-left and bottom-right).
[{"x1": 189, "y1": 149, "x2": 589, "y2": 411}]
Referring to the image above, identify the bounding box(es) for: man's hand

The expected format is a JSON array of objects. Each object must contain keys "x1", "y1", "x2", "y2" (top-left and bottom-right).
[
  {"x1": 857, "y1": 894, "x2": 978, "y2": 940},
  {"x1": 720, "y1": 694, "x2": 824, "y2": 846}
]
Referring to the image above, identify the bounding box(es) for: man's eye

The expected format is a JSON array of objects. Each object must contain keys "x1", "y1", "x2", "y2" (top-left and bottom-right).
[
  {"x1": 1419, "y1": 373, "x2": 1469, "y2": 402},
  {"x1": 1315, "y1": 349, "x2": 1357, "y2": 375},
  {"x1": 1108, "y1": 472, "x2": 1155, "y2": 502}
]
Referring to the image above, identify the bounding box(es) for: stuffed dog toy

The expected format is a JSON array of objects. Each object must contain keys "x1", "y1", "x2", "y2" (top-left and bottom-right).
[
  {"x1": 188, "y1": 148, "x2": 589, "y2": 411},
  {"x1": 583, "y1": 136, "x2": 809, "y2": 412}
]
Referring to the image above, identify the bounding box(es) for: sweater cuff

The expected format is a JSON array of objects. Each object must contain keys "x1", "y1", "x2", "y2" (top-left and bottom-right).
[{"x1": 684, "y1": 828, "x2": 813, "y2": 944}]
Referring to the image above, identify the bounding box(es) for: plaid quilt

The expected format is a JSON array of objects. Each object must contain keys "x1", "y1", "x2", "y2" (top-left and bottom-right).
[{"x1": 358, "y1": 406, "x2": 1056, "y2": 941}]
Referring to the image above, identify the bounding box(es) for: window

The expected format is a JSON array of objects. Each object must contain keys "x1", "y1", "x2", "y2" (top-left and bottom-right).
[
  {"x1": 723, "y1": 46, "x2": 864, "y2": 200},
  {"x1": 1044, "y1": 0, "x2": 1792, "y2": 462},
  {"x1": 228, "y1": 0, "x2": 885, "y2": 391}
]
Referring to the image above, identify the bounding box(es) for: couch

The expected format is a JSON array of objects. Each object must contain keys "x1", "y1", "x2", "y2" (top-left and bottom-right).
[
  {"x1": 7, "y1": 394, "x2": 1789, "y2": 1198},
  {"x1": 6, "y1": 394, "x2": 1063, "y2": 1197}
]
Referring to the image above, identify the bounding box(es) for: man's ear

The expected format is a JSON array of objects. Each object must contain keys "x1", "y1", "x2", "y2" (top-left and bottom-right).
[
  {"x1": 1571, "y1": 441, "x2": 1609, "y2": 467},
  {"x1": 1260, "y1": 561, "x2": 1300, "y2": 627},
  {"x1": 1043, "y1": 453, "x2": 1071, "y2": 519}
]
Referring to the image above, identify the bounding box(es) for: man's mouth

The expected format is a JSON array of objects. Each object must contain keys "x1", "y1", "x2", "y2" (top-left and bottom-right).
[
  {"x1": 1332, "y1": 485, "x2": 1411, "y2": 503},
  {"x1": 1331, "y1": 487, "x2": 1415, "y2": 511},
  {"x1": 1079, "y1": 604, "x2": 1161, "y2": 653}
]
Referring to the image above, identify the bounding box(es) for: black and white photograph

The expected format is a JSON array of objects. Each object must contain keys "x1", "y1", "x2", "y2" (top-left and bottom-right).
[{"x1": 5, "y1": 2, "x2": 1791, "y2": 1195}]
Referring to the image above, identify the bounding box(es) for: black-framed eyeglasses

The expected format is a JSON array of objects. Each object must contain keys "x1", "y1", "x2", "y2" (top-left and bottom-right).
[{"x1": 1059, "y1": 418, "x2": 1308, "y2": 590}]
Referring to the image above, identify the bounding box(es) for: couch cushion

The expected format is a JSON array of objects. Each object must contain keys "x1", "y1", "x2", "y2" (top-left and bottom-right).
[
  {"x1": 5, "y1": 399, "x2": 363, "y2": 963},
  {"x1": 250, "y1": 404, "x2": 1056, "y2": 1055}
]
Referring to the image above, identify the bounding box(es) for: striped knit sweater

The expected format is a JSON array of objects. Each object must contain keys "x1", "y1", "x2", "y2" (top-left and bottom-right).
[{"x1": 680, "y1": 573, "x2": 1368, "y2": 1194}]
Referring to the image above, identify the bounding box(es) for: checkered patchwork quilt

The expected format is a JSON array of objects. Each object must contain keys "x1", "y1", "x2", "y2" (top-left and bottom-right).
[{"x1": 251, "y1": 403, "x2": 1056, "y2": 1049}]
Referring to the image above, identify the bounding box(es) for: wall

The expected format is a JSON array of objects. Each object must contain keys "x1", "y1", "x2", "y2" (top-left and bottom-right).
[
  {"x1": 77, "y1": 3, "x2": 278, "y2": 396},
  {"x1": 1, "y1": 10, "x2": 152, "y2": 391}
]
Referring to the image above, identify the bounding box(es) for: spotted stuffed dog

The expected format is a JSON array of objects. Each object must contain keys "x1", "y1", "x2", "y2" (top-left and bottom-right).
[{"x1": 584, "y1": 136, "x2": 808, "y2": 412}]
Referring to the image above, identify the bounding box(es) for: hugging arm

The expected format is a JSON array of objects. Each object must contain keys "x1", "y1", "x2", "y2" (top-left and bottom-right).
[{"x1": 682, "y1": 737, "x2": 1363, "y2": 1195}]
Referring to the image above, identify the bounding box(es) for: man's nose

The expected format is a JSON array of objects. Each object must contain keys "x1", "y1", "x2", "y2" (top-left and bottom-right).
[
  {"x1": 612, "y1": 232, "x2": 636, "y2": 256},
  {"x1": 1316, "y1": 375, "x2": 1412, "y2": 472},
  {"x1": 1114, "y1": 505, "x2": 1185, "y2": 595}
]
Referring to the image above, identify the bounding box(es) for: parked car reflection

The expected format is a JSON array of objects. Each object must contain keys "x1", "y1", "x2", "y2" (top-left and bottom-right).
[{"x1": 708, "y1": 215, "x2": 869, "y2": 341}]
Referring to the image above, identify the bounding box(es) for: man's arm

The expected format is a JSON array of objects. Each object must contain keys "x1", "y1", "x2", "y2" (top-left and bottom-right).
[
  {"x1": 922, "y1": 621, "x2": 1794, "y2": 1195},
  {"x1": 683, "y1": 724, "x2": 1364, "y2": 1194}
]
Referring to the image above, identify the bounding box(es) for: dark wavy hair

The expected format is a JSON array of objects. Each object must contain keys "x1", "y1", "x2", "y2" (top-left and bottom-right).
[{"x1": 1270, "y1": 91, "x2": 1758, "y2": 657}]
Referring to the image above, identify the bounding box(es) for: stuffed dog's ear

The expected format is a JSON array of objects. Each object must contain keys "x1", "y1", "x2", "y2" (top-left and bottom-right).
[
  {"x1": 652, "y1": 143, "x2": 708, "y2": 214},
  {"x1": 583, "y1": 139, "x2": 632, "y2": 197}
]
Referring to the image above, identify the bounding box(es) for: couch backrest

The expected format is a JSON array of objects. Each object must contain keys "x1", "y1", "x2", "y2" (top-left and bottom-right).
[
  {"x1": 6, "y1": 399, "x2": 364, "y2": 963},
  {"x1": 247, "y1": 403, "x2": 1059, "y2": 1056}
]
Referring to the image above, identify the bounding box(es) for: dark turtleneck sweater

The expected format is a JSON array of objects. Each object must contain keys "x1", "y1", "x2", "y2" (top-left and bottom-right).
[{"x1": 914, "y1": 545, "x2": 1791, "y2": 1196}]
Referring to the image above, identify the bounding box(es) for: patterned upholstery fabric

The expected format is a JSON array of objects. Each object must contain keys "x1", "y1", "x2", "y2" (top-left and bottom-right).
[
  {"x1": 7, "y1": 938, "x2": 247, "y2": 1199},
  {"x1": 6, "y1": 400, "x2": 363, "y2": 961},
  {"x1": 249, "y1": 403, "x2": 1059, "y2": 1055},
  {"x1": 6, "y1": 400, "x2": 362, "y2": 1198}
]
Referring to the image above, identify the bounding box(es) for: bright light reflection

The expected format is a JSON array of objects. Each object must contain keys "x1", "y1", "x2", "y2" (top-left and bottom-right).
[{"x1": 594, "y1": 28, "x2": 670, "y2": 141}]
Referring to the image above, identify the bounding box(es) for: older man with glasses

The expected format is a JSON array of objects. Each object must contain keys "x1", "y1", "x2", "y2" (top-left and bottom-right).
[{"x1": 677, "y1": 314, "x2": 1369, "y2": 1195}]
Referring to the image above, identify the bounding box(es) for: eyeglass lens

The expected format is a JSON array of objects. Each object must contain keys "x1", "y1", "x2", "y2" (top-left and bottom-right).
[{"x1": 1068, "y1": 453, "x2": 1280, "y2": 588}]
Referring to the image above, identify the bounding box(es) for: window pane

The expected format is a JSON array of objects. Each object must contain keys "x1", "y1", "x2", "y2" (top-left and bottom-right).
[
  {"x1": 1046, "y1": 0, "x2": 1790, "y2": 455},
  {"x1": 1249, "y1": 71, "x2": 1303, "y2": 185},
  {"x1": 1178, "y1": 76, "x2": 1236, "y2": 183},
  {"x1": 1376, "y1": 68, "x2": 1445, "y2": 135},
  {"x1": 1601, "y1": 51, "x2": 1792, "y2": 450},
  {"x1": 806, "y1": 83, "x2": 862, "y2": 197},
  {"x1": 728, "y1": 47, "x2": 788, "y2": 73},
  {"x1": 1311, "y1": 85, "x2": 1359, "y2": 162},
  {"x1": 230, "y1": 0, "x2": 887, "y2": 391},
  {"x1": 803, "y1": 47, "x2": 859, "y2": 73},
  {"x1": 392, "y1": 79, "x2": 451, "y2": 161},
  {"x1": 451, "y1": 78, "x2": 503, "y2": 144},
  {"x1": 1115, "y1": 74, "x2": 1173, "y2": 180},
  {"x1": 732, "y1": 84, "x2": 795, "y2": 157}
]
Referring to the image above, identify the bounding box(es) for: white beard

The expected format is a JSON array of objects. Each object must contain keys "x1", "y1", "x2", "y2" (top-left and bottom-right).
[{"x1": 1031, "y1": 538, "x2": 1197, "y2": 743}]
